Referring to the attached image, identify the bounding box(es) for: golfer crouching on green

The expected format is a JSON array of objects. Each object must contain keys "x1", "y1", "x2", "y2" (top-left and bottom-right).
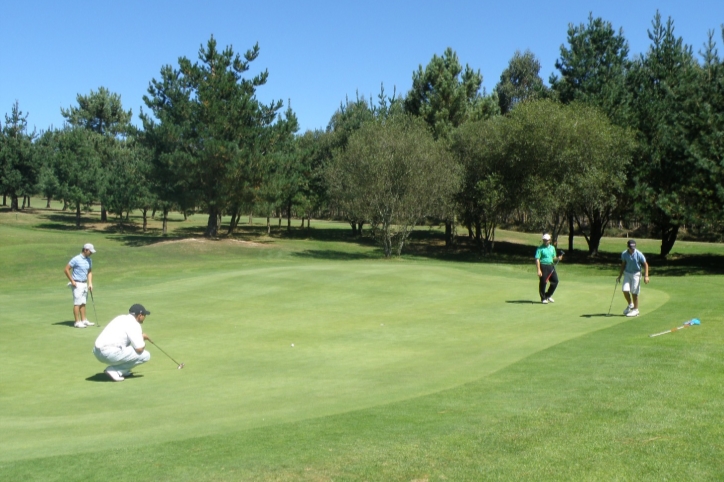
[{"x1": 93, "y1": 304, "x2": 151, "y2": 382}]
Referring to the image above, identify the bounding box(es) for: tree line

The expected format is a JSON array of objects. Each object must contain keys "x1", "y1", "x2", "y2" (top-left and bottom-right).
[{"x1": 2, "y1": 12, "x2": 723, "y2": 258}]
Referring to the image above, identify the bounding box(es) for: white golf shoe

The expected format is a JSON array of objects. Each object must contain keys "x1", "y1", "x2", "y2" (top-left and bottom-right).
[
  {"x1": 547, "y1": 297, "x2": 555, "y2": 303},
  {"x1": 105, "y1": 370, "x2": 125, "y2": 382},
  {"x1": 541, "y1": 299, "x2": 549, "y2": 304},
  {"x1": 82, "y1": 320, "x2": 95, "y2": 326},
  {"x1": 74, "y1": 321, "x2": 87, "y2": 328},
  {"x1": 623, "y1": 304, "x2": 634, "y2": 315},
  {"x1": 626, "y1": 308, "x2": 640, "y2": 317}
]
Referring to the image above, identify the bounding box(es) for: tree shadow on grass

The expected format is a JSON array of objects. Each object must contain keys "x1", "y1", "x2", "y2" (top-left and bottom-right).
[{"x1": 292, "y1": 249, "x2": 379, "y2": 261}]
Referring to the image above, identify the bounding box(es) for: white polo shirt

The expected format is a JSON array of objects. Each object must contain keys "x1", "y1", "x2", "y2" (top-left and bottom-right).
[{"x1": 94, "y1": 314, "x2": 144, "y2": 350}]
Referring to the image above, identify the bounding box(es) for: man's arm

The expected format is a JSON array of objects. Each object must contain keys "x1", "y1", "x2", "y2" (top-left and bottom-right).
[
  {"x1": 535, "y1": 258, "x2": 542, "y2": 277},
  {"x1": 64, "y1": 264, "x2": 76, "y2": 286},
  {"x1": 87, "y1": 268, "x2": 93, "y2": 292},
  {"x1": 135, "y1": 334, "x2": 150, "y2": 354},
  {"x1": 616, "y1": 261, "x2": 625, "y2": 281},
  {"x1": 643, "y1": 261, "x2": 650, "y2": 284}
]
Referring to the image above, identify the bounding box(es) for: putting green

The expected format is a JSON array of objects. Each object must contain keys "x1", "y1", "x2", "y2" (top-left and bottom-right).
[{"x1": 0, "y1": 255, "x2": 668, "y2": 462}]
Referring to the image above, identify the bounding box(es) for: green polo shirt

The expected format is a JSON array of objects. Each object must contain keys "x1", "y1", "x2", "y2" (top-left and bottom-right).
[{"x1": 535, "y1": 244, "x2": 557, "y2": 265}]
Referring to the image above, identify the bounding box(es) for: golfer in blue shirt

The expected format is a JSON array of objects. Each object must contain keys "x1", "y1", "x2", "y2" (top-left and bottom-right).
[
  {"x1": 616, "y1": 239, "x2": 649, "y2": 317},
  {"x1": 64, "y1": 243, "x2": 96, "y2": 328}
]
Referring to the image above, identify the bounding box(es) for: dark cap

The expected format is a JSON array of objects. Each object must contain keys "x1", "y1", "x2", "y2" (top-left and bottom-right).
[
  {"x1": 627, "y1": 239, "x2": 636, "y2": 248},
  {"x1": 129, "y1": 304, "x2": 151, "y2": 316}
]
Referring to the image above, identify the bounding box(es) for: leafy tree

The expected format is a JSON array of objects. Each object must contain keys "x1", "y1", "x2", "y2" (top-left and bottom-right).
[
  {"x1": 496, "y1": 50, "x2": 548, "y2": 114},
  {"x1": 404, "y1": 47, "x2": 484, "y2": 140},
  {"x1": 684, "y1": 28, "x2": 724, "y2": 237},
  {"x1": 103, "y1": 140, "x2": 154, "y2": 232},
  {"x1": 61, "y1": 87, "x2": 132, "y2": 137},
  {"x1": 329, "y1": 115, "x2": 461, "y2": 257},
  {"x1": 626, "y1": 12, "x2": 700, "y2": 257},
  {"x1": 325, "y1": 94, "x2": 379, "y2": 235},
  {"x1": 404, "y1": 48, "x2": 490, "y2": 245},
  {"x1": 0, "y1": 102, "x2": 38, "y2": 211},
  {"x1": 453, "y1": 100, "x2": 633, "y2": 255},
  {"x1": 42, "y1": 127, "x2": 103, "y2": 227},
  {"x1": 550, "y1": 13, "x2": 630, "y2": 123},
  {"x1": 141, "y1": 36, "x2": 288, "y2": 237},
  {"x1": 61, "y1": 87, "x2": 133, "y2": 222},
  {"x1": 452, "y1": 118, "x2": 511, "y2": 253}
]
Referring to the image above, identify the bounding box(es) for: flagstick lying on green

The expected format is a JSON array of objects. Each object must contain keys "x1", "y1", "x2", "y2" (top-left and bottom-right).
[{"x1": 649, "y1": 318, "x2": 701, "y2": 337}]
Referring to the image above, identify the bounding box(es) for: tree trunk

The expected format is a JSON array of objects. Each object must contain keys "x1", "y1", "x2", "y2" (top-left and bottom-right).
[
  {"x1": 205, "y1": 206, "x2": 220, "y2": 237},
  {"x1": 585, "y1": 210, "x2": 609, "y2": 256},
  {"x1": 445, "y1": 221, "x2": 453, "y2": 246},
  {"x1": 162, "y1": 208, "x2": 168, "y2": 235},
  {"x1": 357, "y1": 222, "x2": 363, "y2": 235},
  {"x1": 267, "y1": 216, "x2": 271, "y2": 235},
  {"x1": 10, "y1": 195, "x2": 19, "y2": 211},
  {"x1": 660, "y1": 222, "x2": 679, "y2": 258},
  {"x1": 26, "y1": 196, "x2": 31, "y2": 208},
  {"x1": 2, "y1": 194, "x2": 5, "y2": 206},
  {"x1": 249, "y1": 212, "x2": 253, "y2": 225},
  {"x1": 46, "y1": 196, "x2": 52, "y2": 208},
  {"x1": 142, "y1": 208, "x2": 148, "y2": 233},
  {"x1": 101, "y1": 206, "x2": 107, "y2": 222},
  {"x1": 307, "y1": 217, "x2": 311, "y2": 229},
  {"x1": 63, "y1": 200, "x2": 68, "y2": 211},
  {"x1": 287, "y1": 201, "x2": 292, "y2": 232},
  {"x1": 300, "y1": 216, "x2": 305, "y2": 228},
  {"x1": 21, "y1": 196, "x2": 26, "y2": 209},
  {"x1": 350, "y1": 222, "x2": 358, "y2": 236},
  {"x1": 568, "y1": 212, "x2": 575, "y2": 252},
  {"x1": 75, "y1": 203, "x2": 81, "y2": 228}
]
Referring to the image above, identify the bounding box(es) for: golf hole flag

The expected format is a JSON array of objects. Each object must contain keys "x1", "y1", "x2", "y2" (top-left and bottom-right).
[{"x1": 649, "y1": 318, "x2": 701, "y2": 338}]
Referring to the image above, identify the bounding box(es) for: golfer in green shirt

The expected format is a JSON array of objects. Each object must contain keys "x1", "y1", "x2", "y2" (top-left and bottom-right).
[{"x1": 535, "y1": 233, "x2": 563, "y2": 304}]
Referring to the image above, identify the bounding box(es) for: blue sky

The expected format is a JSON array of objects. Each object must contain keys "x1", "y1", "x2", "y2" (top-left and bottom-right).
[{"x1": 2, "y1": 1, "x2": 722, "y2": 134}]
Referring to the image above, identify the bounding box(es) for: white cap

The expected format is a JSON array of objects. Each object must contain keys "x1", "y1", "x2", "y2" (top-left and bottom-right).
[
  {"x1": 542, "y1": 234, "x2": 551, "y2": 241},
  {"x1": 83, "y1": 243, "x2": 96, "y2": 253}
]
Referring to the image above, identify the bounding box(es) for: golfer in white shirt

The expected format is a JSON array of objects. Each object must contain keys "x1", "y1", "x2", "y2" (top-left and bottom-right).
[{"x1": 93, "y1": 304, "x2": 152, "y2": 381}]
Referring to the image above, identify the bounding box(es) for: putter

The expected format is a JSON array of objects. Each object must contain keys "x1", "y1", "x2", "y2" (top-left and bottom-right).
[
  {"x1": 606, "y1": 278, "x2": 620, "y2": 317},
  {"x1": 649, "y1": 318, "x2": 700, "y2": 338},
  {"x1": 149, "y1": 339, "x2": 185, "y2": 369},
  {"x1": 545, "y1": 250, "x2": 565, "y2": 283},
  {"x1": 88, "y1": 289, "x2": 101, "y2": 328}
]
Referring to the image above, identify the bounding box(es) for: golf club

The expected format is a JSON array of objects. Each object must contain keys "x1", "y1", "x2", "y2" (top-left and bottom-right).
[
  {"x1": 545, "y1": 250, "x2": 565, "y2": 283},
  {"x1": 88, "y1": 288, "x2": 101, "y2": 328},
  {"x1": 649, "y1": 318, "x2": 701, "y2": 338},
  {"x1": 606, "y1": 277, "x2": 620, "y2": 317},
  {"x1": 148, "y1": 338, "x2": 185, "y2": 369}
]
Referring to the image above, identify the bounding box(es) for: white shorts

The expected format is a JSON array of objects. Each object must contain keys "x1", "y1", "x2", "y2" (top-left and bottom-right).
[
  {"x1": 69, "y1": 282, "x2": 88, "y2": 306},
  {"x1": 622, "y1": 272, "x2": 641, "y2": 295}
]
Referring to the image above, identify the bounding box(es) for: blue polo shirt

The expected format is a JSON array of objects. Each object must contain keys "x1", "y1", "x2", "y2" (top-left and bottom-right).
[
  {"x1": 621, "y1": 249, "x2": 646, "y2": 273},
  {"x1": 68, "y1": 254, "x2": 92, "y2": 281}
]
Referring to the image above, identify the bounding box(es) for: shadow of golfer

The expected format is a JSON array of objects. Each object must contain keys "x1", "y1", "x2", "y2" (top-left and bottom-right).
[
  {"x1": 86, "y1": 373, "x2": 144, "y2": 382},
  {"x1": 52, "y1": 320, "x2": 78, "y2": 327},
  {"x1": 580, "y1": 313, "x2": 623, "y2": 318},
  {"x1": 505, "y1": 300, "x2": 540, "y2": 304}
]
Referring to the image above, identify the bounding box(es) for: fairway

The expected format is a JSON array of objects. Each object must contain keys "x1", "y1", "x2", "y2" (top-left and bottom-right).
[{"x1": 1, "y1": 212, "x2": 723, "y2": 480}]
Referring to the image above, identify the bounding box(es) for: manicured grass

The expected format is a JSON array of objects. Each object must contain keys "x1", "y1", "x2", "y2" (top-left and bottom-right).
[{"x1": 1, "y1": 202, "x2": 723, "y2": 480}]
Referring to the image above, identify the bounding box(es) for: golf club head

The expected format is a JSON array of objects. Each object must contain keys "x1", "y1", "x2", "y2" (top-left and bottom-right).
[{"x1": 178, "y1": 363, "x2": 185, "y2": 369}]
